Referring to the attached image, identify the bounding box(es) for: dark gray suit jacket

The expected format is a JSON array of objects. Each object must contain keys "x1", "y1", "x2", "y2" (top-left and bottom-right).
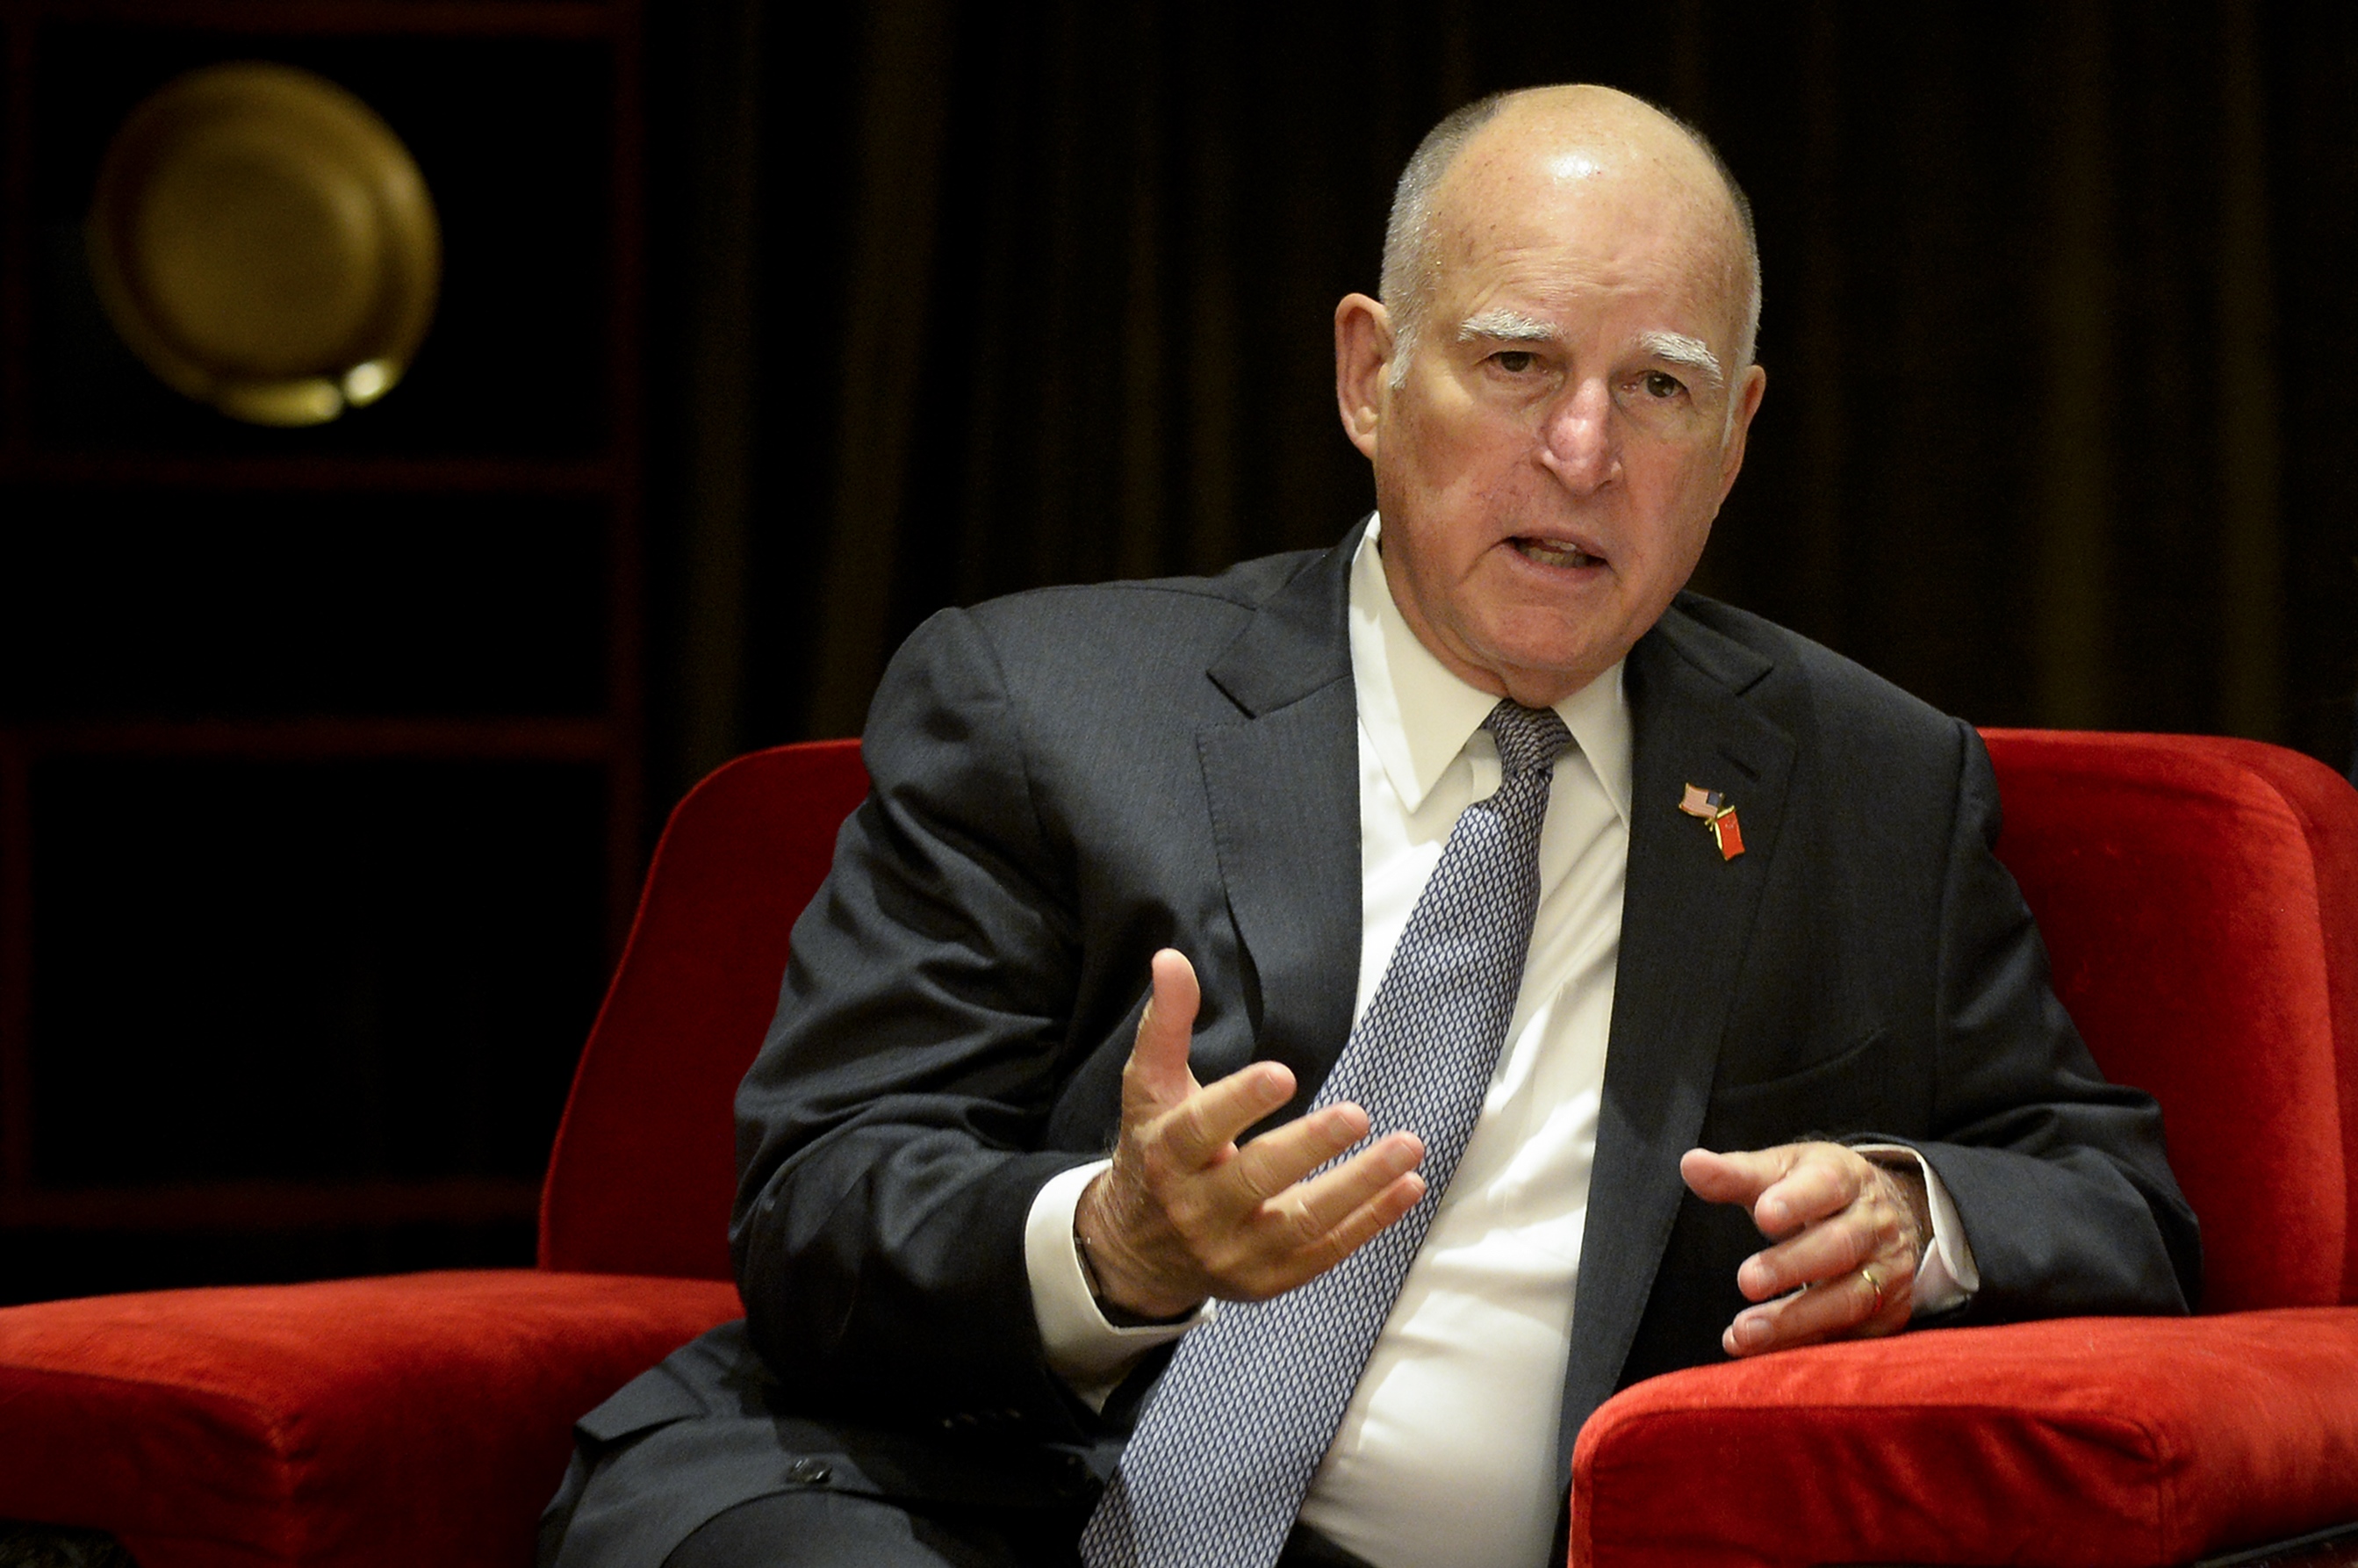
[{"x1": 542, "y1": 523, "x2": 2197, "y2": 1566}]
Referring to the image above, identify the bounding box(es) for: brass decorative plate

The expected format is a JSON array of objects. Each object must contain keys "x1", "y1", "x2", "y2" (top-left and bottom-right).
[{"x1": 87, "y1": 61, "x2": 441, "y2": 428}]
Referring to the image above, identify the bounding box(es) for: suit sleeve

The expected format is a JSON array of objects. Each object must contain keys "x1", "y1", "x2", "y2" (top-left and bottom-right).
[
  {"x1": 1906, "y1": 723, "x2": 2203, "y2": 1320},
  {"x1": 730, "y1": 607, "x2": 1107, "y2": 1434}
]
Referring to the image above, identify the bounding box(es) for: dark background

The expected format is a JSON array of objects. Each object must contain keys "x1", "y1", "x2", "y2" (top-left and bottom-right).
[
  {"x1": 653, "y1": 0, "x2": 2357, "y2": 793},
  {"x1": 1, "y1": 0, "x2": 2353, "y2": 1302}
]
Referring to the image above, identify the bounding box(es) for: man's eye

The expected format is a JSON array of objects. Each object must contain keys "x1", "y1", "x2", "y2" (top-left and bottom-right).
[
  {"x1": 1493, "y1": 350, "x2": 1537, "y2": 373},
  {"x1": 1642, "y1": 370, "x2": 1686, "y2": 399}
]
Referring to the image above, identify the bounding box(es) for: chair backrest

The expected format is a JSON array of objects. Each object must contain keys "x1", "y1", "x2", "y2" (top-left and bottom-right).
[
  {"x1": 1981, "y1": 730, "x2": 2358, "y2": 1311},
  {"x1": 538, "y1": 739, "x2": 869, "y2": 1279}
]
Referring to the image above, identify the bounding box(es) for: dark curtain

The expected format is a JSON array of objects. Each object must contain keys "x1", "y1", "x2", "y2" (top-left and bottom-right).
[{"x1": 645, "y1": 1, "x2": 2358, "y2": 812}]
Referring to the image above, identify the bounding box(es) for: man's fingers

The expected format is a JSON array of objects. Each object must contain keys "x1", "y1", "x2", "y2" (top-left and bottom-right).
[
  {"x1": 1736, "y1": 1209, "x2": 1876, "y2": 1300},
  {"x1": 1724, "y1": 1284, "x2": 1843, "y2": 1356},
  {"x1": 1750, "y1": 1151, "x2": 1865, "y2": 1237},
  {"x1": 1123, "y1": 950, "x2": 1204, "y2": 1110},
  {"x1": 1724, "y1": 1260, "x2": 1909, "y2": 1356},
  {"x1": 1150, "y1": 1116, "x2": 1422, "y2": 1302},
  {"x1": 1223, "y1": 1102, "x2": 1377, "y2": 1202},
  {"x1": 1680, "y1": 1145, "x2": 1798, "y2": 1212},
  {"x1": 1290, "y1": 1169, "x2": 1427, "y2": 1279},
  {"x1": 1686, "y1": 1143, "x2": 1870, "y2": 1238},
  {"x1": 1154, "y1": 1060, "x2": 1298, "y2": 1171},
  {"x1": 1693, "y1": 1143, "x2": 1925, "y2": 1355},
  {"x1": 1099, "y1": 944, "x2": 1435, "y2": 1304},
  {"x1": 1276, "y1": 1129, "x2": 1426, "y2": 1236},
  {"x1": 1096, "y1": 952, "x2": 1429, "y2": 1312},
  {"x1": 1225, "y1": 1157, "x2": 1427, "y2": 1300}
]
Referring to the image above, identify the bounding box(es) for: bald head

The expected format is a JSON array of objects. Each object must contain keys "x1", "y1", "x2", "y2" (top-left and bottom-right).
[{"x1": 1379, "y1": 86, "x2": 1761, "y2": 382}]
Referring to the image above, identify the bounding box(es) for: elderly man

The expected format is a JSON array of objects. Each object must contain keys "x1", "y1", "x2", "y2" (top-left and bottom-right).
[{"x1": 541, "y1": 84, "x2": 2196, "y2": 1568}]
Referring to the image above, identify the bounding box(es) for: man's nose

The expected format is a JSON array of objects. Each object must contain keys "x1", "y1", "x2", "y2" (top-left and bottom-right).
[{"x1": 1536, "y1": 378, "x2": 1619, "y2": 493}]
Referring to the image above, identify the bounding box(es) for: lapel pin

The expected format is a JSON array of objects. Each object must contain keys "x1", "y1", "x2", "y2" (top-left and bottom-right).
[{"x1": 1679, "y1": 783, "x2": 1745, "y2": 861}]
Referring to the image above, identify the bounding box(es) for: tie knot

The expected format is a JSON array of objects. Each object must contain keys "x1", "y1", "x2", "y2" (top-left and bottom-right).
[{"x1": 1482, "y1": 700, "x2": 1571, "y2": 777}]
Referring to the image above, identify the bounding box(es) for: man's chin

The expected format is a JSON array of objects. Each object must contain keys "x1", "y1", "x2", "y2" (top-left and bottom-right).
[
  {"x1": 1457, "y1": 612, "x2": 1632, "y2": 705},
  {"x1": 1476, "y1": 648, "x2": 1620, "y2": 708}
]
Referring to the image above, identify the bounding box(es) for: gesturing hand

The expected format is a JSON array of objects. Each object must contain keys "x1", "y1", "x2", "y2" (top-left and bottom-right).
[
  {"x1": 1679, "y1": 1142, "x2": 1930, "y2": 1357},
  {"x1": 1073, "y1": 950, "x2": 1428, "y2": 1320}
]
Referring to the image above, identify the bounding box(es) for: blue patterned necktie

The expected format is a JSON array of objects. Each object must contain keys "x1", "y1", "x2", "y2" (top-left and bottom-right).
[{"x1": 1080, "y1": 699, "x2": 1573, "y2": 1568}]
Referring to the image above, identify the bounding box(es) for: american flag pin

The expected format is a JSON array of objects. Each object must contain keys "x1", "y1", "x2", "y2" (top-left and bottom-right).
[{"x1": 1678, "y1": 782, "x2": 1745, "y2": 861}]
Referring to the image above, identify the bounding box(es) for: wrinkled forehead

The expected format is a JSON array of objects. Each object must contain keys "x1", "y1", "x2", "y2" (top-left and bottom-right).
[{"x1": 1429, "y1": 111, "x2": 1750, "y2": 343}]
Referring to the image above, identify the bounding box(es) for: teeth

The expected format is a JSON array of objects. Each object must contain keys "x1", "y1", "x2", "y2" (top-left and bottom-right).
[{"x1": 1516, "y1": 538, "x2": 1598, "y2": 568}]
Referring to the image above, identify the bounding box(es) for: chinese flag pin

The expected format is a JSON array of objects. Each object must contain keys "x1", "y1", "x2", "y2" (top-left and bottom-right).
[{"x1": 1678, "y1": 782, "x2": 1745, "y2": 861}]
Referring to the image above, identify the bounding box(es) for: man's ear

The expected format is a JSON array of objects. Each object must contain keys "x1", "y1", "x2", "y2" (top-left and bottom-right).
[
  {"x1": 1334, "y1": 293, "x2": 1394, "y2": 462},
  {"x1": 1715, "y1": 361, "x2": 1768, "y2": 500}
]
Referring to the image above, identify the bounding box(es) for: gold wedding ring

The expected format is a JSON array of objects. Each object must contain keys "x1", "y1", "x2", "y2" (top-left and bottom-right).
[{"x1": 1859, "y1": 1264, "x2": 1886, "y2": 1314}]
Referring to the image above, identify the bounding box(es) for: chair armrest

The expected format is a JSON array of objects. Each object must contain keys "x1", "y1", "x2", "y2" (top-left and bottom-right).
[
  {"x1": 1572, "y1": 1309, "x2": 2358, "y2": 1568},
  {"x1": 0, "y1": 1270, "x2": 742, "y2": 1568}
]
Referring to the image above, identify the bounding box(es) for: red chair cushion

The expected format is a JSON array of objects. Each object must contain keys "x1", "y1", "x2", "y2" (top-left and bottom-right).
[
  {"x1": 1572, "y1": 1309, "x2": 2358, "y2": 1567},
  {"x1": 1982, "y1": 730, "x2": 2358, "y2": 1310},
  {"x1": 0, "y1": 1270, "x2": 740, "y2": 1568},
  {"x1": 539, "y1": 740, "x2": 868, "y2": 1279}
]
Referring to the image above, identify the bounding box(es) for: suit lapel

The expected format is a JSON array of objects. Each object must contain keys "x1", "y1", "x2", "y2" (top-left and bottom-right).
[
  {"x1": 1558, "y1": 603, "x2": 1796, "y2": 1459},
  {"x1": 1196, "y1": 526, "x2": 1364, "y2": 1120}
]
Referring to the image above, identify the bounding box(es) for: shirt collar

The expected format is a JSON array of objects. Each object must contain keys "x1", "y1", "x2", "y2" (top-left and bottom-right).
[{"x1": 1348, "y1": 517, "x2": 1633, "y2": 825}]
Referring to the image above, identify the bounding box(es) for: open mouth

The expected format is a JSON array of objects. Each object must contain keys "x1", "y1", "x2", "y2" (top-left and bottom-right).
[{"x1": 1512, "y1": 536, "x2": 1603, "y2": 570}]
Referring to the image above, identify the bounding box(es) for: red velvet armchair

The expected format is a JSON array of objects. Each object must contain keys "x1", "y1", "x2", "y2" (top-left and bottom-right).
[
  {"x1": 0, "y1": 739, "x2": 868, "y2": 1568},
  {"x1": 1571, "y1": 731, "x2": 2358, "y2": 1567},
  {"x1": 0, "y1": 730, "x2": 2352, "y2": 1568}
]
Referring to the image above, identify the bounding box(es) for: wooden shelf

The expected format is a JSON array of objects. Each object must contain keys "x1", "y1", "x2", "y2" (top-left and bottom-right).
[
  {"x1": 0, "y1": 451, "x2": 620, "y2": 495},
  {"x1": 0, "y1": 716, "x2": 615, "y2": 762},
  {"x1": 4, "y1": 0, "x2": 622, "y2": 40},
  {"x1": 0, "y1": 1176, "x2": 541, "y2": 1231}
]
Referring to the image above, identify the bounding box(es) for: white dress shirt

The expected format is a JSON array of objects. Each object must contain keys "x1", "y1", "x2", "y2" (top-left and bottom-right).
[{"x1": 1024, "y1": 521, "x2": 1975, "y2": 1568}]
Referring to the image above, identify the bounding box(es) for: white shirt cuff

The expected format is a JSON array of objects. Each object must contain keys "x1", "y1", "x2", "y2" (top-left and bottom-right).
[
  {"x1": 1024, "y1": 1159, "x2": 1211, "y2": 1410},
  {"x1": 1852, "y1": 1143, "x2": 1981, "y2": 1316}
]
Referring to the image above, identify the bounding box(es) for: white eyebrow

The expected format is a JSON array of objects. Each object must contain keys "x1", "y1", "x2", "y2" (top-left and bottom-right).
[
  {"x1": 1456, "y1": 309, "x2": 1556, "y2": 344},
  {"x1": 1638, "y1": 331, "x2": 1725, "y2": 389},
  {"x1": 1457, "y1": 315, "x2": 1727, "y2": 389}
]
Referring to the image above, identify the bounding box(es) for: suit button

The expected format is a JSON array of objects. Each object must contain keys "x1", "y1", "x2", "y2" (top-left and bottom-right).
[{"x1": 786, "y1": 1457, "x2": 832, "y2": 1485}]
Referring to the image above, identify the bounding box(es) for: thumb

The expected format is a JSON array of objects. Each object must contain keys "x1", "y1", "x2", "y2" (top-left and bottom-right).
[
  {"x1": 1124, "y1": 949, "x2": 1203, "y2": 1112},
  {"x1": 1680, "y1": 1145, "x2": 1796, "y2": 1208}
]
